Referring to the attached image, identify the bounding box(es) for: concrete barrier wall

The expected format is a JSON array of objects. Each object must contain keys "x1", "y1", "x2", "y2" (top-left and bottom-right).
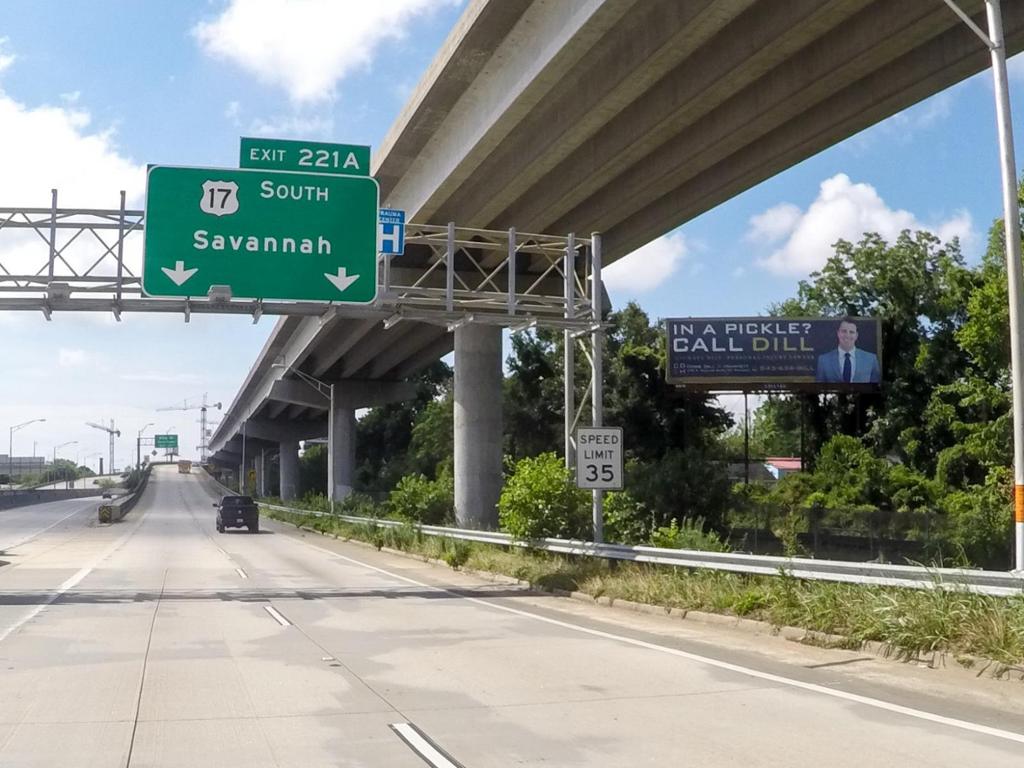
[
  {"x1": 0, "y1": 488, "x2": 107, "y2": 511},
  {"x1": 98, "y1": 467, "x2": 152, "y2": 523}
]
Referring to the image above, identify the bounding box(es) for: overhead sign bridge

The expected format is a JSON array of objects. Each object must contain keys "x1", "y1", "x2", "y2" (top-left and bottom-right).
[{"x1": 0, "y1": 191, "x2": 602, "y2": 332}]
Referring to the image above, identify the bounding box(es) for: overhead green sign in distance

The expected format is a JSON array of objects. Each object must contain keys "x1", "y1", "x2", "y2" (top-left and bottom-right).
[
  {"x1": 142, "y1": 166, "x2": 379, "y2": 303},
  {"x1": 239, "y1": 137, "x2": 371, "y2": 177},
  {"x1": 154, "y1": 434, "x2": 178, "y2": 449}
]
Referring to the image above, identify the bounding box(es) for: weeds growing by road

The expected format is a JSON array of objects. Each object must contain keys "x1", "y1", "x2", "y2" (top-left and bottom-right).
[{"x1": 266, "y1": 507, "x2": 1024, "y2": 668}]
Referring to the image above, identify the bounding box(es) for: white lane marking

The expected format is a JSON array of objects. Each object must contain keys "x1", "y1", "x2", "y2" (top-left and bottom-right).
[
  {"x1": 235, "y1": 567, "x2": 248, "y2": 579},
  {"x1": 216, "y1": 547, "x2": 228, "y2": 557},
  {"x1": 390, "y1": 723, "x2": 462, "y2": 768},
  {"x1": 0, "y1": 500, "x2": 95, "y2": 552},
  {"x1": 263, "y1": 605, "x2": 290, "y2": 627},
  {"x1": 0, "y1": 516, "x2": 142, "y2": 643},
  {"x1": 291, "y1": 538, "x2": 1024, "y2": 746}
]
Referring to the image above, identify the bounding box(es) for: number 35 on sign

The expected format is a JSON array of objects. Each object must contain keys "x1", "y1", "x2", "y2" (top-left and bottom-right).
[{"x1": 575, "y1": 427, "x2": 623, "y2": 490}]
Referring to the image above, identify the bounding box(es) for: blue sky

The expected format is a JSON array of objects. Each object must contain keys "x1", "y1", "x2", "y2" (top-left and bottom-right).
[{"x1": 1, "y1": 0, "x2": 1023, "y2": 465}]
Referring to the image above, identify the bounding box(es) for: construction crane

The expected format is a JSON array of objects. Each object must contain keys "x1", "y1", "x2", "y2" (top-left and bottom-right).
[
  {"x1": 85, "y1": 419, "x2": 120, "y2": 475},
  {"x1": 157, "y1": 393, "x2": 222, "y2": 463}
]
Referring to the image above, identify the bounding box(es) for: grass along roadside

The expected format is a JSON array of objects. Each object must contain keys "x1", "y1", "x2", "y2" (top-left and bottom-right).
[{"x1": 264, "y1": 507, "x2": 1024, "y2": 670}]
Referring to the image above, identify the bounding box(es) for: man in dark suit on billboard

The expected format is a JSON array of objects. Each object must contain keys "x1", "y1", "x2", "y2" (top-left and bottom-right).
[{"x1": 815, "y1": 317, "x2": 881, "y2": 384}]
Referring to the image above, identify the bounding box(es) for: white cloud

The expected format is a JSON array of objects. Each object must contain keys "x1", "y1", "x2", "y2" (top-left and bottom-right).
[
  {"x1": 119, "y1": 372, "x2": 203, "y2": 384},
  {"x1": 0, "y1": 37, "x2": 15, "y2": 74},
  {"x1": 604, "y1": 232, "x2": 688, "y2": 294},
  {"x1": 248, "y1": 112, "x2": 334, "y2": 139},
  {"x1": 892, "y1": 91, "x2": 952, "y2": 132},
  {"x1": 224, "y1": 100, "x2": 241, "y2": 123},
  {"x1": 0, "y1": 92, "x2": 144, "y2": 208},
  {"x1": 843, "y1": 89, "x2": 957, "y2": 156},
  {"x1": 715, "y1": 393, "x2": 765, "y2": 424},
  {"x1": 192, "y1": 0, "x2": 459, "y2": 104},
  {"x1": 0, "y1": 68, "x2": 146, "y2": 283},
  {"x1": 746, "y1": 203, "x2": 802, "y2": 244},
  {"x1": 58, "y1": 348, "x2": 89, "y2": 367},
  {"x1": 754, "y1": 174, "x2": 974, "y2": 276}
]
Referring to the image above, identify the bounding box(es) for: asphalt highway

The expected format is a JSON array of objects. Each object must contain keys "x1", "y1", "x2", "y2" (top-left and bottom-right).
[{"x1": 0, "y1": 467, "x2": 1021, "y2": 767}]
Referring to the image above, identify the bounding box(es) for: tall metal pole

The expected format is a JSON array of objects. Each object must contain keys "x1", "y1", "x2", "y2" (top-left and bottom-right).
[
  {"x1": 564, "y1": 233, "x2": 576, "y2": 470},
  {"x1": 200, "y1": 405, "x2": 208, "y2": 464},
  {"x1": 240, "y1": 420, "x2": 246, "y2": 494},
  {"x1": 591, "y1": 233, "x2": 604, "y2": 543},
  {"x1": 328, "y1": 383, "x2": 335, "y2": 510},
  {"x1": 985, "y1": 0, "x2": 1024, "y2": 571},
  {"x1": 7, "y1": 428, "x2": 12, "y2": 491},
  {"x1": 47, "y1": 189, "x2": 57, "y2": 280}
]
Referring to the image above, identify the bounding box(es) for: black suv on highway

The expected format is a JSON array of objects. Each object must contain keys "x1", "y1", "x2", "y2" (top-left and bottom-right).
[{"x1": 214, "y1": 495, "x2": 259, "y2": 533}]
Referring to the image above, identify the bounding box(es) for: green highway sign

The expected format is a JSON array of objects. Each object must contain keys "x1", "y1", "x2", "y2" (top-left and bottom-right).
[
  {"x1": 142, "y1": 166, "x2": 379, "y2": 303},
  {"x1": 154, "y1": 434, "x2": 178, "y2": 449},
  {"x1": 239, "y1": 137, "x2": 370, "y2": 177}
]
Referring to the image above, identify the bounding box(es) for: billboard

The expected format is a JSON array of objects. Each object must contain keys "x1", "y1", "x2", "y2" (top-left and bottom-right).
[{"x1": 665, "y1": 317, "x2": 882, "y2": 391}]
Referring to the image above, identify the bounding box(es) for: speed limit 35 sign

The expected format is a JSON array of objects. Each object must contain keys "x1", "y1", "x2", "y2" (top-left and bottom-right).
[{"x1": 576, "y1": 426, "x2": 623, "y2": 490}]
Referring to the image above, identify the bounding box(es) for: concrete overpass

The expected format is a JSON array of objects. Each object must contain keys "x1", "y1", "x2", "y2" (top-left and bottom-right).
[{"x1": 209, "y1": 0, "x2": 1024, "y2": 524}]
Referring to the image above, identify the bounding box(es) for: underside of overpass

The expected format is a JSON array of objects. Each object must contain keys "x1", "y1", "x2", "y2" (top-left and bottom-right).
[{"x1": 209, "y1": 0, "x2": 1024, "y2": 527}]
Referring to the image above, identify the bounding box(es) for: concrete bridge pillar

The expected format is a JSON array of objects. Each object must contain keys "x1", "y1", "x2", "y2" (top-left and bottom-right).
[
  {"x1": 330, "y1": 406, "x2": 357, "y2": 501},
  {"x1": 454, "y1": 324, "x2": 502, "y2": 529},
  {"x1": 279, "y1": 440, "x2": 300, "y2": 501}
]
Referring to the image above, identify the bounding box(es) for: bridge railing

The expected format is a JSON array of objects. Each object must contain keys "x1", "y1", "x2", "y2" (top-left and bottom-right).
[{"x1": 258, "y1": 502, "x2": 1024, "y2": 597}]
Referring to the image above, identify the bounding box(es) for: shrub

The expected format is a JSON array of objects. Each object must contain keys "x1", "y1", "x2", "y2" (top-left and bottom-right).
[
  {"x1": 300, "y1": 492, "x2": 331, "y2": 513},
  {"x1": 649, "y1": 518, "x2": 728, "y2": 552},
  {"x1": 389, "y1": 472, "x2": 454, "y2": 525},
  {"x1": 603, "y1": 491, "x2": 651, "y2": 544},
  {"x1": 627, "y1": 449, "x2": 732, "y2": 533},
  {"x1": 441, "y1": 537, "x2": 472, "y2": 569},
  {"x1": 499, "y1": 452, "x2": 591, "y2": 540},
  {"x1": 337, "y1": 492, "x2": 382, "y2": 518},
  {"x1": 936, "y1": 467, "x2": 1012, "y2": 568}
]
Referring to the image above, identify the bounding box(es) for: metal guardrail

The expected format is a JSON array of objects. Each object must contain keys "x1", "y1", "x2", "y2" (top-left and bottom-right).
[{"x1": 259, "y1": 502, "x2": 1024, "y2": 597}]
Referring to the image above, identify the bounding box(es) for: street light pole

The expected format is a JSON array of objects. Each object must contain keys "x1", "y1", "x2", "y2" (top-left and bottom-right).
[
  {"x1": 8, "y1": 418, "x2": 46, "y2": 492},
  {"x1": 53, "y1": 440, "x2": 77, "y2": 489},
  {"x1": 137, "y1": 422, "x2": 154, "y2": 471},
  {"x1": 983, "y1": 1, "x2": 1024, "y2": 573}
]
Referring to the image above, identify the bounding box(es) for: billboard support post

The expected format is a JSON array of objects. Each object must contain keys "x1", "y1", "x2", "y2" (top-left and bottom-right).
[
  {"x1": 744, "y1": 392, "x2": 750, "y2": 485},
  {"x1": 591, "y1": 232, "x2": 604, "y2": 544},
  {"x1": 799, "y1": 397, "x2": 806, "y2": 472}
]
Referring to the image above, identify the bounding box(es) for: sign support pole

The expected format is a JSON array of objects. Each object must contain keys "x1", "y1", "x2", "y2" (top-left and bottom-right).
[
  {"x1": 564, "y1": 233, "x2": 576, "y2": 471},
  {"x1": 591, "y1": 233, "x2": 604, "y2": 543},
  {"x1": 328, "y1": 383, "x2": 335, "y2": 510}
]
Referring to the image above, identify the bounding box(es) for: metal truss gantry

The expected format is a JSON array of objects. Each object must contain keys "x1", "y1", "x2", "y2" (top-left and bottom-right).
[{"x1": 0, "y1": 191, "x2": 601, "y2": 331}]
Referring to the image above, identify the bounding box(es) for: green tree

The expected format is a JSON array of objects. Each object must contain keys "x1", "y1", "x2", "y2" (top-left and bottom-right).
[
  {"x1": 503, "y1": 330, "x2": 563, "y2": 460},
  {"x1": 355, "y1": 360, "x2": 452, "y2": 493},
  {"x1": 773, "y1": 230, "x2": 975, "y2": 467}
]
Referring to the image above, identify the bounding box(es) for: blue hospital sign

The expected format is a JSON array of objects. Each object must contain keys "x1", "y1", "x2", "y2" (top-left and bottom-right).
[{"x1": 379, "y1": 208, "x2": 406, "y2": 255}]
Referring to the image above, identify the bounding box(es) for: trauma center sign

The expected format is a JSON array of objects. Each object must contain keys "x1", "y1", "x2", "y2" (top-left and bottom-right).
[
  {"x1": 143, "y1": 165, "x2": 379, "y2": 303},
  {"x1": 666, "y1": 317, "x2": 882, "y2": 391}
]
